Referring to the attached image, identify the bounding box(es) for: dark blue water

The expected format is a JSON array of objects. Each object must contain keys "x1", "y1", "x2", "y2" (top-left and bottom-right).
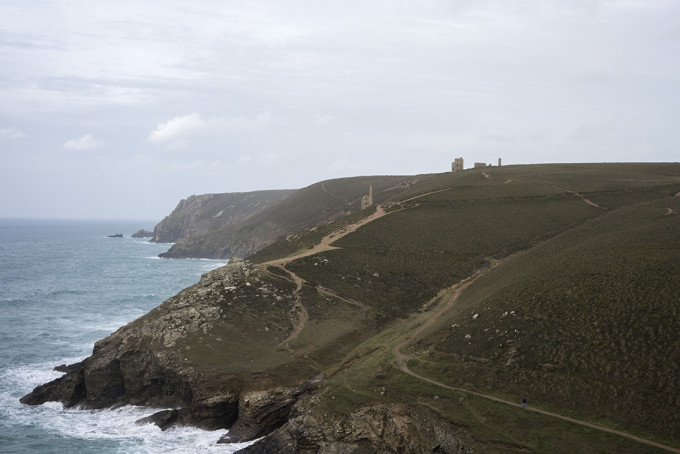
[{"x1": 0, "y1": 219, "x2": 253, "y2": 453}]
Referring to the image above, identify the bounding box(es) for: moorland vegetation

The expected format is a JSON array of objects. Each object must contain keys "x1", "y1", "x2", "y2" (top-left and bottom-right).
[
  {"x1": 24, "y1": 163, "x2": 680, "y2": 453},
  {"x1": 247, "y1": 162, "x2": 680, "y2": 452}
]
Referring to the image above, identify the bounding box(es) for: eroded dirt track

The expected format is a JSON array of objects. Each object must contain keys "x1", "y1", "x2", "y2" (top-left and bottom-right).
[
  {"x1": 258, "y1": 190, "x2": 679, "y2": 453},
  {"x1": 391, "y1": 264, "x2": 680, "y2": 454}
]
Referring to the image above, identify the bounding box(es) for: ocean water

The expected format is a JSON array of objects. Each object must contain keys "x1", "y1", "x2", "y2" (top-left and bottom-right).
[{"x1": 0, "y1": 219, "x2": 254, "y2": 453}]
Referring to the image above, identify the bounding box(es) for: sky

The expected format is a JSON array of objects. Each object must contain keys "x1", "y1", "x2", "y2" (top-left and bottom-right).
[{"x1": 1, "y1": 0, "x2": 679, "y2": 220}]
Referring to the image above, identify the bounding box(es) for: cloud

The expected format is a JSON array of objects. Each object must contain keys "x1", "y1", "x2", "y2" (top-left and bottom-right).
[
  {"x1": 218, "y1": 112, "x2": 273, "y2": 133},
  {"x1": 148, "y1": 113, "x2": 206, "y2": 144},
  {"x1": 62, "y1": 133, "x2": 104, "y2": 150},
  {"x1": 148, "y1": 112, "x2": 274, "y2": 148},
  {"x1": 0, "y1": 127, "x2": 26, "y2": 139}
]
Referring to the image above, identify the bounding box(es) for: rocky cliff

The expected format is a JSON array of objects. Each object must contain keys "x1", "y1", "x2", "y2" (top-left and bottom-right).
[
  {"x1": 152, "y1": 189, "x2": 296, "y2": 244},
  {"x1": 21, "y1": 257, "x2": 464, "y2": 452},
  {"x1": 22, "y1": 164, "x2": 680, "y2": 453},
  {"x1": 159, "y1": 175, "x2": 420, "y2": 259},
  {"x1": 237, "y1": 398, "x2": 467, "y2": 453},
  {"x1": 21, "y1": 259, "x2": 316, "y2": 432}
]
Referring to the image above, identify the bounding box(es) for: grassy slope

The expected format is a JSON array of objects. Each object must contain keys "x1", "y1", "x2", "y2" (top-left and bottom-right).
[
  {"x1": 166, "y1": 175, "x2": 416, "y2": 258},
  {"x1": 410, "y1": 195, "x2": 680, "y2": 439},
  {"x1": 246, "y1": 163, "x2": 680, "y2": 452},
  {"x1": 284, "y1": 166, "x2": 603, "y2": 319}
]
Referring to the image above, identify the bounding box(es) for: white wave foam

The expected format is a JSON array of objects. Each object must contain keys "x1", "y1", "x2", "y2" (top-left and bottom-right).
[
  {"x1": 2, "y1": 362, "x2": 66, "y2": 394},
  {"x1": 2, "y1": 363, "x2": 256, "y2": 453}
]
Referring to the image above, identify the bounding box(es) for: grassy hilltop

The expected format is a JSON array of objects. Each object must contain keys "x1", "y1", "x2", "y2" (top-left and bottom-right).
[
  {"x1": 245, "y1": 162, "x2": 680, "y2": 453},
  {"x1": 28, "y1": 163, "x2": 679, "y2": 452},
  {"x1": 161, "y1": 175, "x2": 418, "y2": 258}
]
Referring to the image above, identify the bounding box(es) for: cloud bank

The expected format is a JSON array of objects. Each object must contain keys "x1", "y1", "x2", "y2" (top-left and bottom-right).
[
  {"x1": 0, "y1": 127, "x2": 26, "y2": 139},
  {"x1": 1, "y1": 1, "x2": 679, "y2": 219},
  {"x1": 62, "y1": 134, "x2": 104, "y2": 150},
  {"x1": 148, "y1": 113, "x2": 207, "y2": 144}
]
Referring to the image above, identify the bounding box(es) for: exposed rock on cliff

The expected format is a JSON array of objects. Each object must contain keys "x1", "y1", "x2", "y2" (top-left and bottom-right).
[
  {"x1": 159, "y1": 175, "x2": 418, "y2": 259},
  {"x1": 20, "y1": 258, "x2": 315, "y2": 433},
  {"x1": 23, "y1": 164, "x2": 680, "y2": 452},
  {"x1": 152, "y1": 190, "x2": 296, "y2": 244},
  {"x1": 238, "y1": 399, "x2": 467, "y2": 454}
]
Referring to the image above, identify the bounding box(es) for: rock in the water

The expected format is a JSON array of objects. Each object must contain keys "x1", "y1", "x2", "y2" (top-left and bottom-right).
[
  {"x1": 131, "y1": 229, "x2": 154, "y2": 238},
  {"x1": 107, "y1": 234, "x2": 123, "y2": 238},
  {"x1": 136, "y1": 409, "x2": 179, "y2": 431}
]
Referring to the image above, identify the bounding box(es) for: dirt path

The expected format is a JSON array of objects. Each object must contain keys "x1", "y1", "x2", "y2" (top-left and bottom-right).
[
  {"x1": 260, "y1": 184, "x2": 677, "y2": 451},
  {"x1": 260, "y1": 205, "x2": 389, "y2": 267},
  {"x1": 392, "y1": 270, "x2": 492, "y2": 369},
  {"x1": 322, "y1": 182, "x2": 351, "y2": 204},
  {"x1": 400, "y1": 187, "x2": 453, "y2": 203},
  {"x1": 391, "y1": 266, "x2": 680, "y2": 454},
  {"x1": 506, "y1": 179, "x2": 604, "y2": 210},
  {"x1": 262, "y1": 187, "x2": 457, "y2": 269},
  {"x1": 543, "y1": 183, "x2": 603, "y2": 209},
  {"x1": 259, "y1": 187, "x2": 457, "y2": 346},
  {"x1": 317, "y1": 285, "x2": 368, "y2": 310},
  {"x1": 268, "y1": 266, "x2": 308, "y2": 352}
]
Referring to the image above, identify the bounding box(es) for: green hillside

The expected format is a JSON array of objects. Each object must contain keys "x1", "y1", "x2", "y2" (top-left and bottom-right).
[
  {"x1": 248, "y1": 163, "x2": 680, "y2": 452},
  {"x1": 28, "y1": 163, "x2": 679, "y2": 453},
  {"x1": 162, "y1": 174, "x2": 417, "y2": 258},
  {"x1": 410, "y1": 194, "x2": 680, "y2": 438}
]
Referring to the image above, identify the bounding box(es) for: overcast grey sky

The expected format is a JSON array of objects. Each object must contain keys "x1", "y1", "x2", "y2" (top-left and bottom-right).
[{"x1": 1, "y1": 1, "x2": 679, "y2": 220}]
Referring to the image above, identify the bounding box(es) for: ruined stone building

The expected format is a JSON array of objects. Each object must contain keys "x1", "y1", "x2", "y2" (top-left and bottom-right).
[
  {"x1": 361, "y1": 186, "x2": 373, "y2": 210},
  {"x1": 451, "y1": 157, "x2": 464, "y2": 172},
  {"x1": 474, "y1": 162, "x2": 487, "y2": 168}
]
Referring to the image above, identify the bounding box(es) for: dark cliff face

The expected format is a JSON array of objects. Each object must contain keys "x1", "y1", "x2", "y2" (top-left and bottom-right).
[
  {"x1": 19, "y1": 255, "x2": 467, "y2": 452},
  {"x1": 20, "y1": 259, "x2": 316, "y2": 434},
  {"x1": 152, "y1": 190, "x2": 296, "y2": 244},
  {"x1": 237, "y1": 399, "x2": 467, "y2": 454},
  {"x1": 158, "y1": 175, "x2": 419, "y2": 259}
]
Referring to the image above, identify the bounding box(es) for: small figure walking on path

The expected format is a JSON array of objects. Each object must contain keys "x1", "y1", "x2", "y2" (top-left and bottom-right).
[{"x1": 522, "y1": 397, "x2": 527, "y2": 408}]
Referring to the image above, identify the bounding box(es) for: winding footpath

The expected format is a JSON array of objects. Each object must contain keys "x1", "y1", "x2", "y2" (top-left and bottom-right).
[
  {"x1": 260, "y1": 204, "x2": 389, "y2": 267},
  {"x1": 392, "y1": 267, "x2": 680, "y2": 454},
  {"x1": 260, "y1": 190, "x2": 679, "y2": 453}
]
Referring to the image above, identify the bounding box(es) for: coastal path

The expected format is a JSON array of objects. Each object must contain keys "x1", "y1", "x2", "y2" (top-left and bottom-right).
[
  {"x1": 391, "y1": 265, "x2": 680, "y2": 454},
  {"x1": 259, "y1": 186, "x2": 679, "y2": 452}
]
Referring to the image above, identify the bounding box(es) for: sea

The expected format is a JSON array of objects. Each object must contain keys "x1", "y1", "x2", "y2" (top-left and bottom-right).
[{"x1": 0, "y1": 219, "x2": 256, "y2": 453}]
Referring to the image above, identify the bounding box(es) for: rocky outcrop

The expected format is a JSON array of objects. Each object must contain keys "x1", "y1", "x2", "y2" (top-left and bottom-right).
[
  {"x1": 19, "y1": 254, "x2": 465, "y2": 452},
  {"x1": 131, "y1": 229, "x2": 154, "y2": 238},
  {"x1": 238, "y1": 399, "x2": 467, "y2": 454},
  {"x1": 152, "y1": 190, "x2": 296, "y2": 244},
  {"x1": 224, "y1": 378, "x2": 323, "y2": 442},
  {"x1": 20, "y1": 258, "x2": 311, "y2": 434},
  {"x1": 158, "y1": 175, "x2": 417, "y2": 259}
]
